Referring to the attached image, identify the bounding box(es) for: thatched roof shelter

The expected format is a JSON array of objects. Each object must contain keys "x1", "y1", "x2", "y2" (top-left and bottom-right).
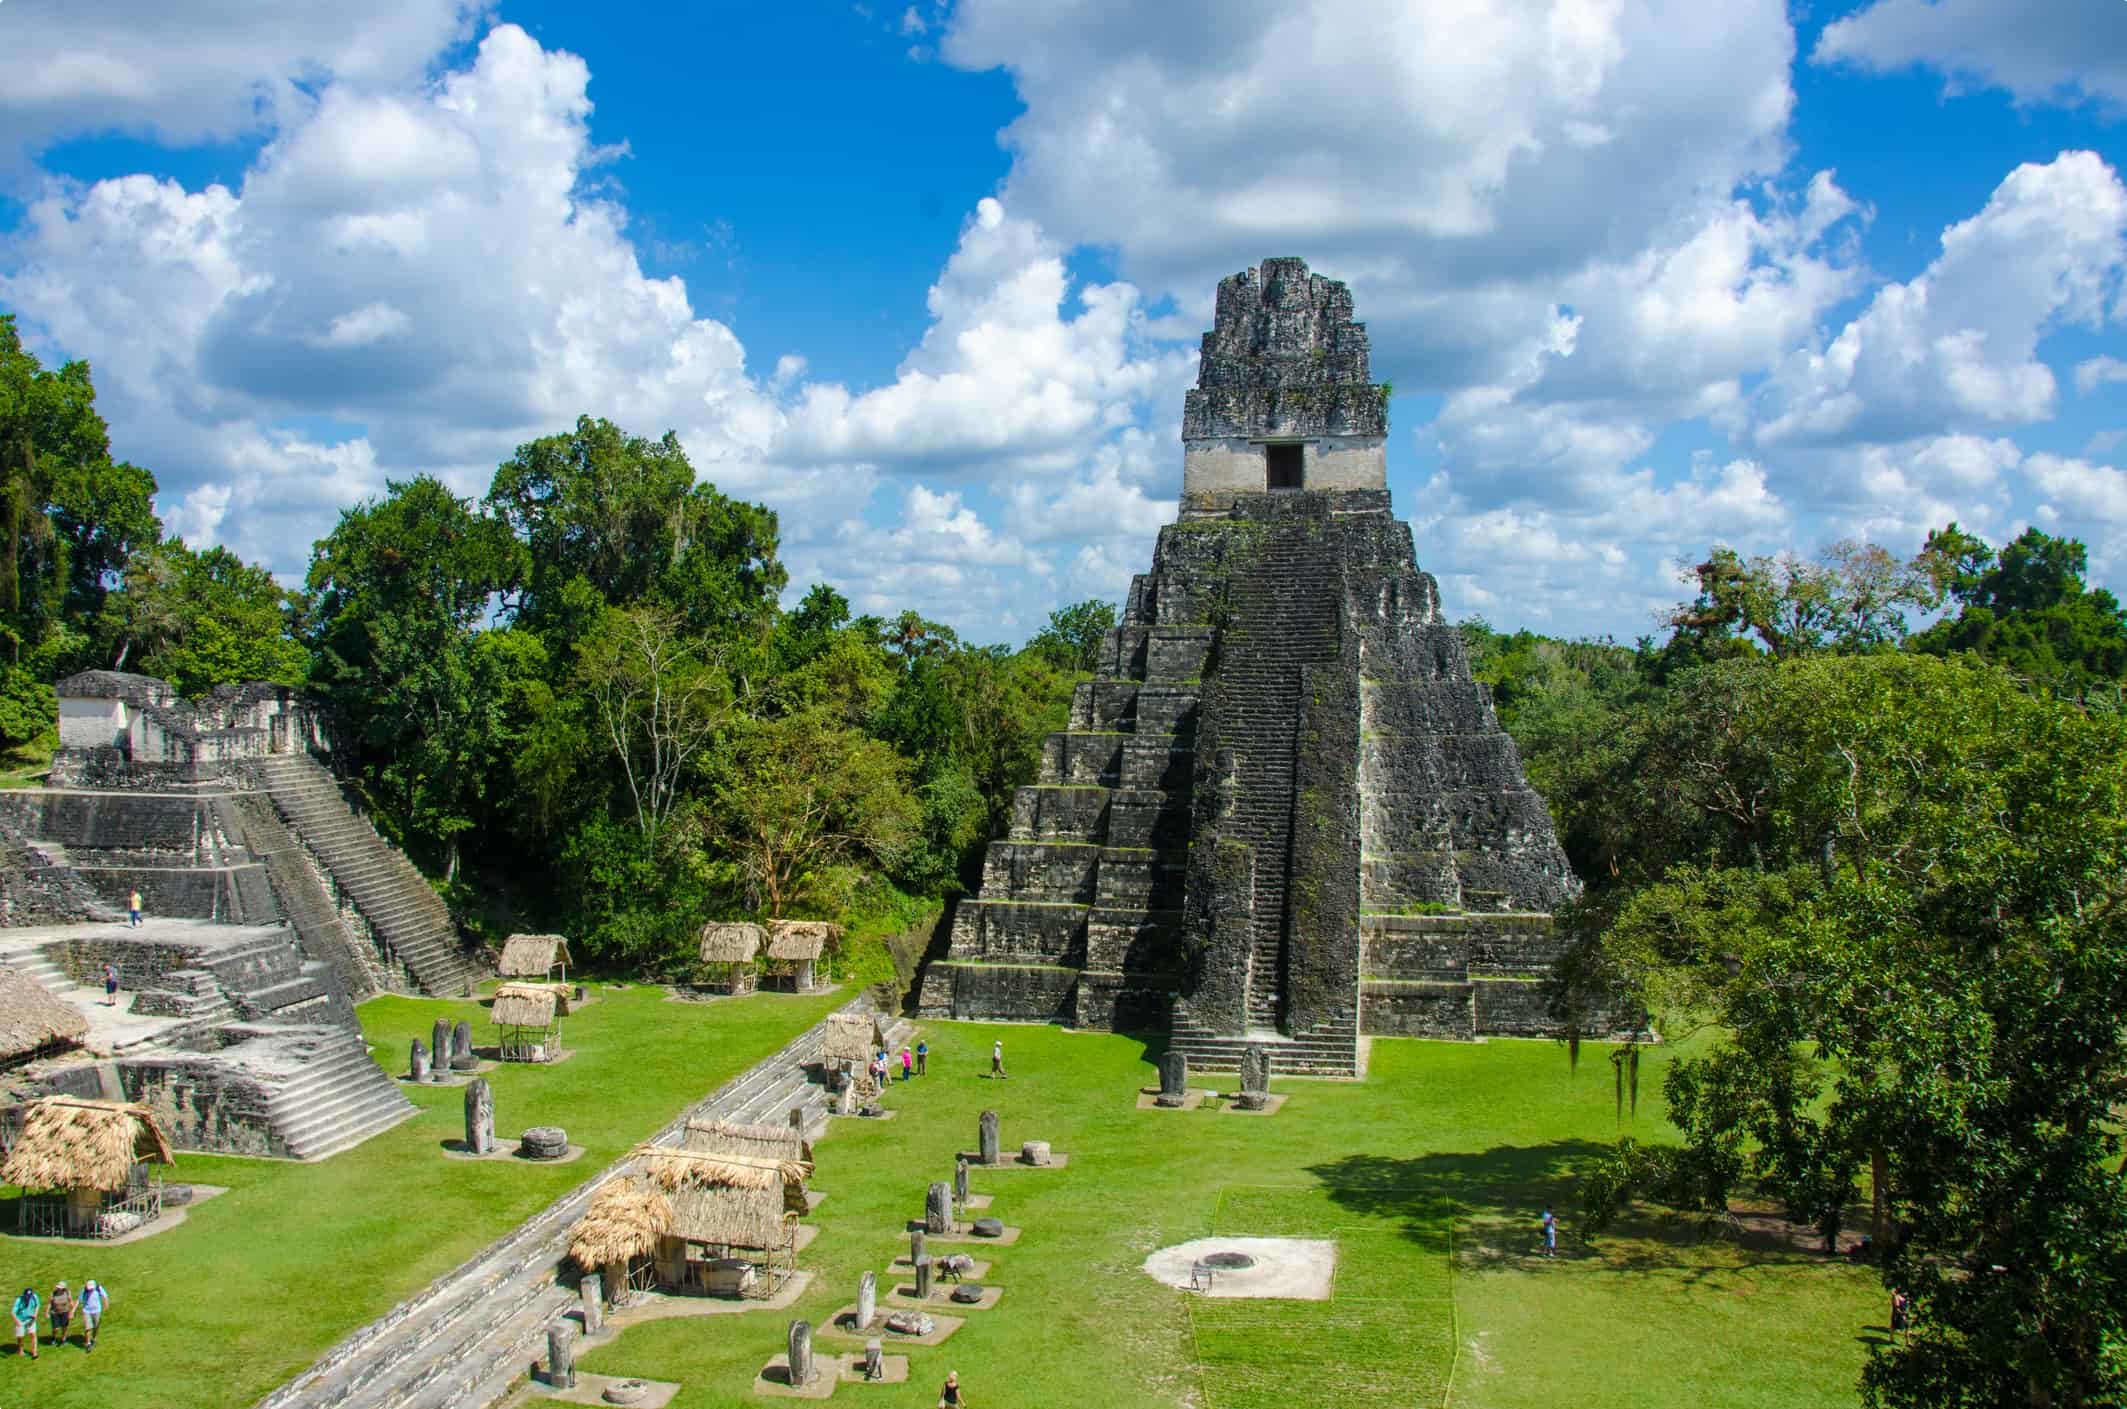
[
  {"x1": 635, "y1": 1145, "x2": 802, "y2": 1248},
  {"x1": 764, "y1": 920, "x2": 838, "y2": 961},
  {"x1": 497, "y1": 933, "x2": 571, "y2": 978},
  {"x1": 698, "y1": 922, "x2": 764, "y2": 965},
  {"x1": 820, "y1": 1011, "x2": 885, "y2": 1064},
  {"x1": 683, "y1": 1117, "x2": 808, "y2": 1165},
  {"x1": 569, "y1": 1177, "x2": 673, "y2": 1270},
  {"x1": 491, "y1": 982, "x2": 560, "y2": 1028},
  {"x1": 0, "y1": 966, "x2": 90, "y2": 1064},
  {"x1": 0, "y1": 1097, "x2": 173, "y2": 1192}
]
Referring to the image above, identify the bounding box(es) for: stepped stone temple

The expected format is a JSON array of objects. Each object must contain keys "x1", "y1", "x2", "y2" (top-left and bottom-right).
[
  {"x1": 0, "y1": 672, "x2": 480, "y2": 1159},
  {"x1": 918, "y1": 257, "x2": 1581, "y2": 1075}
]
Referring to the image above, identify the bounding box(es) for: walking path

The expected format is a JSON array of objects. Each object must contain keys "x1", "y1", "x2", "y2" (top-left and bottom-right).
[{"x1": 255, "y1": 995, "x2": 909, "y2": 1409}]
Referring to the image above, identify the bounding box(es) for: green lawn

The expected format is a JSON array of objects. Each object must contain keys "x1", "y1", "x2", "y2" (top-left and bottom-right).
[
  {"x1": 556, "y1": 1025, "x2": 1880, "y2": 1409},
  {"x1": 0, "y1": 982, "x2": 843, "y2": 1409}
]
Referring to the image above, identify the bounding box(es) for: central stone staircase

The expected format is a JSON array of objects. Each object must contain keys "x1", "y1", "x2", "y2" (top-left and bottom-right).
[
  {"x1": 256, "y1": 1001, "x2": 908, "y2": 1409},
  {"x1": 242, "y1": 754, "x2": 473, "y2": 997}
]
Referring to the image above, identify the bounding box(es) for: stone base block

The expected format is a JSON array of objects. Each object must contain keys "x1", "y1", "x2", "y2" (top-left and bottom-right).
[
  {"x1": 837, "y1": 1354, "x2": 908, "y2": 1385},
  {"x1": 753, "y1": 1356, "x2": 837, "y2": 1399}
]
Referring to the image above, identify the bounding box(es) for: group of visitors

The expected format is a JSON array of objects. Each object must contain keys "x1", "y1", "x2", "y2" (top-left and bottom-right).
[
  {"x1": 11, "y1": 1279, "x2": 110, "y2": 1359},
  {"x1": 868, "y1": 1039, "x2": 930, "y2": 1086}
]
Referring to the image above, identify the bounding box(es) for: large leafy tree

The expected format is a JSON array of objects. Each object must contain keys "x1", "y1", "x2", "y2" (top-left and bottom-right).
[
  {"x1": 1568, "y1": 654, "x2": 2127, "y2": 1408},
  {"x1": 304, "y1": 476, "x2": 526, "y2": 872},
  {"x1": 101, "y1": 542, "x2": 304, "y2": 696},
  {"x1": 1911, "y1": 523, "x2": 2127, "y2": 699},
  {"x1": 485, "y1": 415, "x2": 785, "y2": 641}
]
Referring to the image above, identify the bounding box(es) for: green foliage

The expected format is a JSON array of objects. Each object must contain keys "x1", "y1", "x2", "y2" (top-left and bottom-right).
[{"x1": 1027, "y1": 596, "x2": 1116, "y2": 673}]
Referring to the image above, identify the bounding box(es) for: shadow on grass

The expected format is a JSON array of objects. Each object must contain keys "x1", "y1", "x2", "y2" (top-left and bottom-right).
[{"x1": 1307, "y1": 1144, "x2": 1851, "y2": 1285}]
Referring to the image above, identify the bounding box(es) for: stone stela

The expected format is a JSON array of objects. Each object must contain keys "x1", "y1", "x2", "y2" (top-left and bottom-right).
[{"x1": 919, "y1": 256, "x2": 1593, "y2": 1075}]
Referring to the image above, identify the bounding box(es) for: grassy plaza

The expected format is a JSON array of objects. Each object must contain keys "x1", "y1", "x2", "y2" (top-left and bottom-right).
[
  {"x1": 0, "y1": 984, "x2": 842, "y2": 1409},
  {"x1": 561, "y1": 1020, "x2": 1878, "y2": 1408}
]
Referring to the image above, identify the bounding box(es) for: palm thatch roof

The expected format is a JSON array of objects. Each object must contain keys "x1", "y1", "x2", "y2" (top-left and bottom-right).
[
  {"x1": 491, "y1": 982, "x2": 559, "y2": 1028},
  {"x1": 569, "y1": 1177, "x2": 673, "y2": 1270},
  {"x1": 497, "y1": 933, "x2": 571, "y2": 977},
  {"x1": 0, "y1": 1097, "x2": 174, "y2": 1192},
  {"x1": 635, "y1": 1145, "x2": 802, "y2": 1247},
  {"x1": 683, "y1": 1117, "x2": 809, "y2": 1165},
  {"x1": 0, "y1": 966, "x2": 90, "y2": 1063},
  {"x1": 698, "y1": 922, "x2": 764, "y2": 965},
  {"x1": 764, "y1": 920, "x2": 838, "y2": 961},
  {"x1": 820, "y1": 1011, "x2": 885, "y2": 1063}
]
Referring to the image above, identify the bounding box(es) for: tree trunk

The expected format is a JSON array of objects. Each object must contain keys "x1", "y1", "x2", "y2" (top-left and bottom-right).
[{"x1": 1871, "y1": 1147, "x2": 1888, "y2": 1247}]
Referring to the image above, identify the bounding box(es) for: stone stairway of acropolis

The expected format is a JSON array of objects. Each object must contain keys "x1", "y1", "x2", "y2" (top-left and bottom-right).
[
  {"x1": 255, "y1": 999, "x2": 909, "y2": 1409},
  {"x1": 242, "y1": 754, "x2": 474, "y2": 997}
]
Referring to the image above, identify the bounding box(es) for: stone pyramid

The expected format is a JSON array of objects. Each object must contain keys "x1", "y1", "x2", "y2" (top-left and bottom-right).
[{"x1": 917, "y1": 258, "x2": 1579, "y2": 1074}]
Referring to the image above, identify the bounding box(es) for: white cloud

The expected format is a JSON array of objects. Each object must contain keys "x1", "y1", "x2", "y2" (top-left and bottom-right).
[
  {"x1": 2076, "y1": 355, "x2": 2127, "y2": 395},
  {"x1": 1754, "y1": 151, "x2": 2127, "y2": 447},
  {"x1": 772, "y1": 198, "x2": 1193, "y2": 470},
  {"x1": 0, "y1": 0, "x2": 480, "y2": 169},
  {"x1": 1814, "y1": 0, "x2": 2127, "y2": 108}
]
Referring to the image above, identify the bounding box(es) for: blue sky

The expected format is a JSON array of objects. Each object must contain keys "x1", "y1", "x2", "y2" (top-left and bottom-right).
[{"x1": 2, "y1": 0, "x2": 2124, "y2": 645}]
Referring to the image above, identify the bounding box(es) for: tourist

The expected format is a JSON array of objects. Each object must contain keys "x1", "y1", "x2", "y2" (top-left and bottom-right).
[
  {"x1": 901, "y1": 1046, "x2": 913, "y2": 1081},
  {"x1": 11, "y1": 1285, "x2": 39, "y2": 1359},
  {"x1": 79, "y1": 1281, "x2": 107, "y2": 1351},
  {"x1": 938, "y1": 1369, "x2": 967, "y2": 1406},
  {"x1": 1542, "y1": 1206, "x2": 1557, "y2": 1258},
  {"x1": 103, "y1": 961, "x2": 120, "y2": 1007},
  {"x1": 127, "y1": 888, "x2": 143, "y2": 927},
  {"x1": 990, "y1": 1039, "x2": 1006, "y2": 1079},
  {"x1": 46, "y1": 1281, "x2": 73, "y2": 1350},
  {"x1": 916, "y1": 1039, "x2": 928, "y2": 1075},
  {"x1": 1891, "y1": 1289, "x2": 1910, "y2": 1339}
]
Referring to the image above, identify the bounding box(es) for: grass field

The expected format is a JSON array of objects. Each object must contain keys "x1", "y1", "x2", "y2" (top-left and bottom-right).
[
  {"x1": 553, "y1": 1024, "x2": 1881, "y2": 1409},
  {"x1": 0, "y1": 982, "x2": 843, "y2": 1409}
]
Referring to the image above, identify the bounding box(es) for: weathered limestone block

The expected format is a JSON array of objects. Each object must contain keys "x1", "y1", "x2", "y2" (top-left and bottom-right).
[
  {"x1": 864, "y1": 1338, "x2": 885, "y2": 1380},
  {"x1": 409, "y1": 1038, "x2": 429, "y2": 1083},
  {"x1": 856, "y1": 1270, "x2": 877, "y2": 1330},
  {"x1": 913, "y1": 1255, "x2": 933, "y2": 1300},
  {"x1": 520, "y1": 1125, "x2": 568, "y2": 1160},
  {"x1": 579, "y1": 1277, "x2": 603, "y2": 1336},
  {"x1": 464, "y1": 1077, "x2": 495, "y2": 1154},
  {"x1": 1020, "y1": 1140, "x2": 1052, "y2": 1166},
  {"x1": 1156, "y1": 1050, "x2": 1188, "y2": 1106},
  {"x1": 1237, "y1": 1046, "x2": 1271, "y2": 1111},
  {"x1": 885, "y1": 1310, "x2": 934, "y2": 1337},
  {"x1": 925, "y1": 1181, "x2": 952, "y2": 1234},
  {"x1": 787, "y1": 1319, "x2": 815, "y2": 1386},
  {"x1": 546, "y1": 1322, "x2": 576, "y2": 1389},
  {"x1": 953, "y1": 1156, "x2": 969, "y2": 1208},
  {"x1": 978, "y1": 1109, "x2": 1000, "y2": 1165},
  {"x1": 430, "y1": 1018, "x2": 452, "y2": 1082},
  {"x1": 971, "y1": 1217, "x2": 1004, "y2": 1238},
  {"x1": 910, "y1": 1227, "x2": 926, "y2": 1265},
  {"x1": 450, "y1": 1019, "x2": 476, "y2": 1070}
]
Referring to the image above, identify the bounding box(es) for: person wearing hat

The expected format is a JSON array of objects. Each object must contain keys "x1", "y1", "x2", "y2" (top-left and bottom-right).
[
  {"x1": 79, "y1": 1280, "x2": 108, "y2": 1350},
  {"x1": 11, "y1": 1284, "x2": 39, "y2": 1359},
  {"x1": 46, "y1": 1280, "x2": 74, "y2": 1349},
  {"x1": 937, "y1": 1369, "x2": 968, "y2": 1407}
]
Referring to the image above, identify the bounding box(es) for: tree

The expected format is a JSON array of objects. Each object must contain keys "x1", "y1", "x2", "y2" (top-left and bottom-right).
[
  {"x1": 1028, "y1": 598, "x2": 1116, "y2": 673},
  {"x1": 486, "y1": 415, "x2": 785, "y2": 639},
  {"x1": 700, "y1": 709, "x2": 916, "y2": 918},
  {"x1": 1565, "y1": 654, "x2": 2127, "y2": 1408},
  {"x1": 1911, "y1": 524, "x2": 2127, "y2": 699},
  {"x1": 303, "y1": 477, "x2": 526, "y2": 870},
  {"x1": 103, "y1": 542, "x2": 304, "y2": 696},
  {"x1": 575, "y1": 606, "x2": 733, "y2": 846}
]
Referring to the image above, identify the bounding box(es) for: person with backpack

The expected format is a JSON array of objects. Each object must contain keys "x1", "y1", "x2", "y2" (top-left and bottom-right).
[
  {"x1": 916, "y1": 1039, "x2": 928, "y2": 1076},
  {"x1": 79, "y1": 1281, "x2": 108, "y2": 1351},
  {"x1": 45, "y1": 1282, "x2": 73, "y2": 1349},
  {"x1": 103, "y1": 961, "x2": 120, "y2": 1007},
  {"x1": 11, "y1": 1285, "x2": 39, "y2": 1359},
  {"x1": 127, "y1": 889, "x2": 143, "y2": 927}
]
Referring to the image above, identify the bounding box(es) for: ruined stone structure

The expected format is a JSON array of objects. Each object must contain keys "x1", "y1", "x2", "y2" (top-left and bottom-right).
[
  {"x1": 919, "y1": 258, "x2": 1581, "y2": 1073},
  {"x1": 0, "y1": 670, "x2": 477, "y2": 1159}
]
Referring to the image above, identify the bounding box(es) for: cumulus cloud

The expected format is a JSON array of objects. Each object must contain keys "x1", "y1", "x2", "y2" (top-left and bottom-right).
[
  {"x1": 2076, "y1": 355, "x2": 2127, "y2": 395},
  {"x1": 0, "y1": 0, "x2": 480, "y2": 170},
  {"x1": 771, "y1": 198, "x2": 1193, "y2": 471},
  {"x1": 1814, "y1": 0, "x2": 2127, "y2": 108},
  {"x1": 1753, "y1": 151, "x2": 2127, "y2": 448}
]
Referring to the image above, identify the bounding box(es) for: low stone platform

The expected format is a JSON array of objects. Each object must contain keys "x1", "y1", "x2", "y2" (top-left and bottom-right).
[
  {"x1": 441, "y1": 1140, "x2": 589, "y2": 1165},
  {"x1": 606, "y1": 1273, "x2": 815, "y2": 1324},
  {"x1": 752, "y1": 1355, "x2": 837, "y2": 1399},
  {"x1": 958, "y1": 1151, "x2": 1068, "y2": 1170},
  {"x1": 912, "y1": 1223, "x2": 1022, "y2": 1246},
  {"x1": 1137, "y1": 1089, "x2": 1211, "y2": 1110},
  {"x1": 816, "y1": 1309, "x2": 962, "y2": 1347},
  {"x1": 519, "y1": 1372, "x2": 680, "y2": 1407},
  {"x1": 887, "y1": 1256, "x2": 990, "y2": 1279},
  {"x1": 836, "y1": 1354, "x2": 907, "y2": 1385},
  {"x1": 887, "y1": 1283, "x2": 1003, "y2": 1311},
  {"x1": 1213, "y1": 1094, "x2": 1287, "y2": 1116},
  {"x1": 1, "y1": 1184, "x2": 229, "y2": 1247}
]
